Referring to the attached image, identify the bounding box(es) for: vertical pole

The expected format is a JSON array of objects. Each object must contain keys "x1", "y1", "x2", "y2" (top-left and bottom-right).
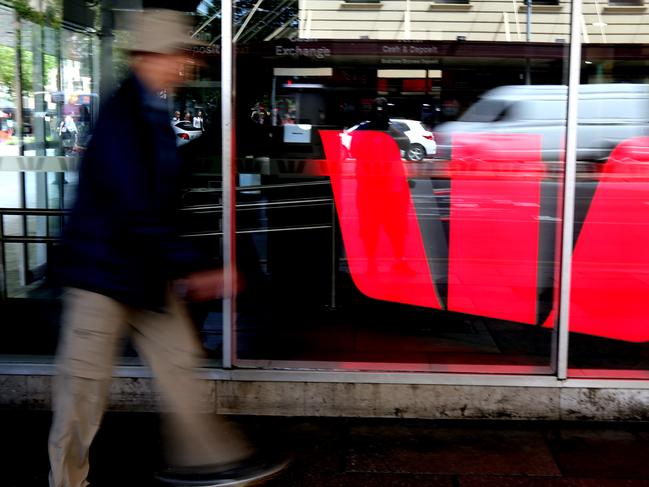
[
  {"x1": 503, "y1": 12, "x2": 511, "y2": 42},
  {"x1": 526, "y1": 0, "x2": 531, "y2": 42},
  {"x1": 32, "y1": 8, "x2": 48, "y2": 271},
  {"x1": 271, "y1": 76, "x2": 277, "y2": 126},
  {"x1": 222, "y1": 0, "x2": 236, "y2": 369},
  {"x1": 0, "y1": 216, "x2": 7, "y2": 300},
  {"x1": 55, "y1": 25, "x2": 65, "y2": 232},
  {"x1": 556, "y1": 0, "x2": 583, "y2": 380},
  {"x1": 99, "y1": 0, "x2": 115, "y2": 108},
  {"x1": 33, "y1": 12, "x2": 46, "y2": 157},
  {"x1": 56, "y1": 25, "x2": 63, "y2": 157},
  {"x1": 19, "y1": 172, "x2": 28, "y2": 286},
  {"x1": 525, "y1": 0, "x2": 531, "y2": 84},
  {"x1": 513, "y1": 0, "x2": 522, "y2": 41},
  {"x1": 15, "y1": 11, "x2": 28, "y2": 287},
  {"x1": 330, "y1": 201, "x2": 337, "y2": 309},
  {"x1": 404, "y1": 0, "x2": 411, "y2": 39},
  {"x1": 14, "y1": 10, "x2": 24, "y2": 157}
]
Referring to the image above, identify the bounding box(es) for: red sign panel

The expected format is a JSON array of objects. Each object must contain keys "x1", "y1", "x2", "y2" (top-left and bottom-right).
[{"x1": 321, "y1": 129, "x2": 649, "y2": 342}]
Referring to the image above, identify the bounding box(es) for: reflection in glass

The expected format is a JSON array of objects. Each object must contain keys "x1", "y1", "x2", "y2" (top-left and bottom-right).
[
  {"x1": 233, "y1": 0, "x2": 570, "y2": 370},
  {"x1": 0, "y1": 3, "x2": 227, "y2": 359}
]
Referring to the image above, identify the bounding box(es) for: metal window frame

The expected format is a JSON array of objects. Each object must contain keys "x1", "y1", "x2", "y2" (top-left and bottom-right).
[
  {"x1": 4, "y1": 361, "x2": 649, "y2": 391},
  {"x1": 220, "y1": 0, "x2": 583, "y2": 379},
  {"x1": 556, "y1": 0, "x2": 582, "y2": 380},
  {"x1": 222, "y1": 0, "x2": 236, "y2": 369}
]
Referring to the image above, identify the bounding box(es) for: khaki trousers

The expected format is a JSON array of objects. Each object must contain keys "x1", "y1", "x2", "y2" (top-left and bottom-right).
[{"x1": 48, "y1": 288, "x2": 253, "y2": 487}]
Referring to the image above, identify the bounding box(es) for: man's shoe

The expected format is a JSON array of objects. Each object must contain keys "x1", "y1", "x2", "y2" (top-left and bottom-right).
[{"x1": 154, "y1": 452, "x2": 291, "y2": 486}]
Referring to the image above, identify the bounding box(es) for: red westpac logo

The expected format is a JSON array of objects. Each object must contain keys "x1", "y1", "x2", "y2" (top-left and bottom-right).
[{"x1": 320, "y1": 130, "x2": 649, "y2": 342}]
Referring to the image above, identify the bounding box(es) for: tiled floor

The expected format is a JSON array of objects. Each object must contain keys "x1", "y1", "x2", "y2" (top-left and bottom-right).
[{"x1": 6, "y1": 411, "x2": 649, "y2": 486}]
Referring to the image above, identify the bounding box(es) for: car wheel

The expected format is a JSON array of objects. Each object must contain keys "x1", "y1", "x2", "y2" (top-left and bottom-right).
[{"x1": 407, "y1": 143, "x2": 426, "y2": 162}]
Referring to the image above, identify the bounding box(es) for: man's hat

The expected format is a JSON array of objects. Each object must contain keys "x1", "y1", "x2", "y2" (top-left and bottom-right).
[{"x1": 122, "y1": 9, "x2": 207, "y2": 54}]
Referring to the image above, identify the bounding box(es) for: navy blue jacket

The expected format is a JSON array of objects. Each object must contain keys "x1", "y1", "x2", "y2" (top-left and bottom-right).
[{"x1": 59, "y1": 75, "x2": 205, "y2": 309}]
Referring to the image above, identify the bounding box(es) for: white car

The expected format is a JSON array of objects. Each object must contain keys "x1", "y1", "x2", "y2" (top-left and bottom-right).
[
  {"x1": 389, "y1": 118, "x2": 437, "y2": 161},
  {"x1": 433, "y1": 84, "x2": 649, "y2": 162},
  {"x1": 172, "y1": 121, "x2": 203, "y2": 146}
]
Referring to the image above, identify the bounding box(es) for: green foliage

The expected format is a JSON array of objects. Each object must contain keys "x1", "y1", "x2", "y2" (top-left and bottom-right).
[
  {"x1": 0, "y1": 45, "x2": 15, "y2": 97},
  {"x1": 0, "y1": 46, "x2": 58, "y2": 98},
  {"x1": 0, "y1": 0, "x2": 63, "y2": 97},
  {"x1": 12, "y1": 0, "x2": 46, "y2": 24},
  {"x1": 6, "y1": 0, "x2": 62, "y2": 27},
  {"x1": 21, "y1": 49, "x2": 32, "y2": 93},
  {"x1": 43, "y1": 0, "x2": 63, "y2": 28},
  {"x1": 44, "y1": 54, "x2": 57, "y2": 84}
]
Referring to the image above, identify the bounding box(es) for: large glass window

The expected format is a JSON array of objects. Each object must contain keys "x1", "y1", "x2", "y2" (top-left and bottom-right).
[
  {"x1": 0, "y1": 1, "x2": 228, "y2": 361},
  {"x1": 2, "y1": 0, "x2": 649, "y2": 379},
  {"x1": 568, "y1": 43, "x2": 649, "y2": 378},
  {"x1": 231, "y1": 0, "x2": 571, "y2": 371},
  {"x1": 0, "y1": 2, "x2": 81, "y2": 357}
]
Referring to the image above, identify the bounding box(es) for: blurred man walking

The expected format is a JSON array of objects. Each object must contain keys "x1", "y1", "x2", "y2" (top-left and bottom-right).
[{"x1": 48, "y1": 9, "x2": 287, "y2": 487}]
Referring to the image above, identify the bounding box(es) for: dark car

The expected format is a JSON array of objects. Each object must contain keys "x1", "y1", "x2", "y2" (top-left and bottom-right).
[{"x1": 341, "y1": 120, "x2": 411, "y2": 160}]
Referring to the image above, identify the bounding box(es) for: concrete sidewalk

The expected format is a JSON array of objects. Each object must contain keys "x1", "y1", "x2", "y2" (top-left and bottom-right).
[{"x1": 4, "y1": 410, "x2": 649, "y2": 486}]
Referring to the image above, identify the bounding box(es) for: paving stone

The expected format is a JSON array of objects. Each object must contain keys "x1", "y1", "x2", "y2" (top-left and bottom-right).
[
  {"x1": 87, "y1": 412, "x2": 163, "y2": 486},
  {"x1": 9, "y1": 411, "x2": 649, "y2": 487},
  {"x1": 347, "y1": 423, "x2": 561, "y2": 476},
  {"x1": 545, "y1": 425, "x2": 637, "y2": 441},
  {"x1": 328, "y1": 473, "x2": 455, "y2": 486},
  {"x1": 577, "y1": 481, "x2": 649, "y2": 487},
  {"x1": 267, "y1": 472, "x2": 455, "y2": 487},
  {"x1": 2, "y1": 410, "x2": 52, "y2": 487},
  {"x1": 459, "y1": 476, "x2": 584, "y2": 486},
  {"x1": 548, "y1": 427, "x2": 649, "y2": 479},
  {"x1": 459, "y1": 477, "x2": 649, "y2": 487}
]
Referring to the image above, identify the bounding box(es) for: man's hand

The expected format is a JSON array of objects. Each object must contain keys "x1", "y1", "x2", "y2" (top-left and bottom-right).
[{"x1": 181, "y1": 268, "x2": 243, "y2": 302}]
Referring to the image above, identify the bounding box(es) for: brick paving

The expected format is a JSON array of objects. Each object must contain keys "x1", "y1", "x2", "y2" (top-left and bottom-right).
[{"x1": 4, "y1": 410, "x2": 649, "y2": 486}]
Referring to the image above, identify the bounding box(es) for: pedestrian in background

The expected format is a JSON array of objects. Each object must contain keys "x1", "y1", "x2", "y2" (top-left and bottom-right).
[
  {"x1": 47, "y1": 9, "x2": 288, "y2": 487},
  {"x1": 193, "y1": 110, "x2": 204, "y2": 131}
]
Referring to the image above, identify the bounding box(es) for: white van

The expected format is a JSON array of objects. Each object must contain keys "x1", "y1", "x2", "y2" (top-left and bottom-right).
[{"x1": 434, "y1": 83, "x2": 649, "y2": 161}]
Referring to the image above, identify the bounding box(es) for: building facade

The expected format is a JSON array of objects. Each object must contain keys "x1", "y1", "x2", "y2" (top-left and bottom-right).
[{"x1": 299, "y1": 0, "x2": 649, "y2": 43}]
